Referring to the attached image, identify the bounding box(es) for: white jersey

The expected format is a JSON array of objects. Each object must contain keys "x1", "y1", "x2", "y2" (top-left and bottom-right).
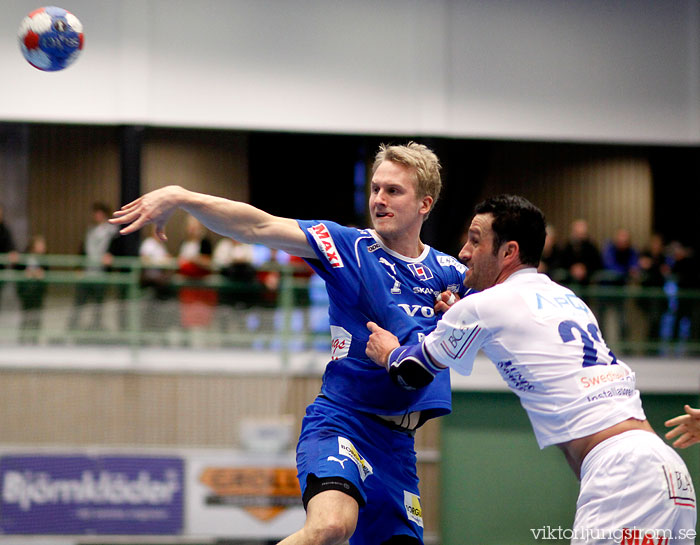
[{"x1": 425, "y1": 268, "x2": 646, "y2": 448}]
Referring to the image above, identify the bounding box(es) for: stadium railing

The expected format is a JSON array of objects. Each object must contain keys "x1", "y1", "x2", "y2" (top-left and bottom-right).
[{"x1": 0, "y1": 253, "x2": 698, "y2": 358}]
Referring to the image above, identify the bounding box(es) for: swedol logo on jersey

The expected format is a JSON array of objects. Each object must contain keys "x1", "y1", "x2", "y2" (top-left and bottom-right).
[
  {"x1": 577, "y1": 366, "x2": 632, "y2": 391},
  {"x1": 308, "y1": 223, "x2": 344, "y2": 268},
  {"x1": 403, "y1": 490, "x2": 424, "y2": 527},
  {"x1": 338, "y1": 437, "x2": 373, "y2": 481}
]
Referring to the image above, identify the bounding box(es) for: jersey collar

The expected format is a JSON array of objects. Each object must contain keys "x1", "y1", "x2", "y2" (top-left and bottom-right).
[
  {"x1": 504, "y1": 267, "x2": 539, "y2": 282},
  {"x1": 368, "y1": 230, "x2": 432, "y2": 263}
]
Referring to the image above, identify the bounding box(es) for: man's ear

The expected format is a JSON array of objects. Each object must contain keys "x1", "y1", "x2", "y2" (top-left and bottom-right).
[
  {"x1": 503, "y1": 241, "x2": 520, "y2": 260},
  {"x1": 420, "y1": 195, "x2": 434, "y2": 216}
]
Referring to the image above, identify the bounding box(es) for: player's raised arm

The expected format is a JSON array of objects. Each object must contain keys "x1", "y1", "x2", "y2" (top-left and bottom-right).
[{"x1": 110, "y1": 185, "x2": 315, "y2": 258}]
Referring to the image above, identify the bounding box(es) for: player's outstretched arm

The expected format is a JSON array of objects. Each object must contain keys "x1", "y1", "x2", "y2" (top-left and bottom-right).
[
  {"x1": 665, "y1": 405, "x2": 700, "y2": 449},
  {"x1": 110, "y1": 185, "x2": 314, "y2": 258}
]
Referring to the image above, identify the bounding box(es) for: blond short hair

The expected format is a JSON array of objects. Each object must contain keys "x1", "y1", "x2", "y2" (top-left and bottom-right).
[{"x1": 372, "y1": 142, "x2": 442, "y2": 217}]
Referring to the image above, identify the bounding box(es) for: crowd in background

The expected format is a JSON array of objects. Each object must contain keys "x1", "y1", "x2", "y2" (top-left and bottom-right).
[
  {"x1": 0, "y1": 201, "x2": 325, "y2": 348},
  {"x1": 1, "y1": 202, "x2": 699, "y2": 353},
  {"x1": 538, "y1": 218, "x2": 700, "y2": 353}
]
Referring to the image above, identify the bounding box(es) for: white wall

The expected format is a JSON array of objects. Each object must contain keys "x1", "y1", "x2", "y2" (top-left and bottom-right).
[{"x1": 2, "y1": 0, "x2": 699, "y2": 144}]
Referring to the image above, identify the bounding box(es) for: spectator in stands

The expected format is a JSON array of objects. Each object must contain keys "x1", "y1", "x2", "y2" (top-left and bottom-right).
[
  {"x1": 599, "y1": 228, "x2": 640, "y2": 342},
  {"x1": 140, "y1": 224, "x2": 175, "y2": 334},
  {"x1": 213, "y1": 237, "x2": 260, "y2": 334},
  {"x1": 638, "y1": 233, "x2": 671, "y2": 349},
  {"x1": 661, "y1": 241, "x2": 700, "y2": 355},
  {"x1": 602, "y1": 228, "x2": 640, "y2": 284},
  {"x1": 0, "y1": 204, "x2": 19, "y2": 310},
  {"x1": 538, "y1": 224, "x2": 564, "y2": 280},
  {"x1": 179, "y1": 216, "x2": 213, "y2": 275},
  {"x1": 15, "y1": 234, "x2": 48, "y2": 343},
  {"x1": 639, "y1": 233, "x2": 671, "y2": 288},
  {"x1": 140, "y1": 224, "x2": 174, "y2": 284},
  {"x1": 0, "y1": 204, "x2": 17, "y2": 260},
  {"x1": 251, "y1": 245, "x2": 288, "y2": 306},
  {"x1": 106, "y1": 229, "x2": 135, "y2": 331},
  {"x1": 560, "y1": 219, "x2": 602, "y2": 286},
  {"x1": 177, "y1": 216, "x2": 216, "y2": 338},
  {"x1": 213, "y1": 237, "x2": 257, "y2": 283},
  {"x1": 68, "y1": 202, "x2": 118, "y2": 331}
]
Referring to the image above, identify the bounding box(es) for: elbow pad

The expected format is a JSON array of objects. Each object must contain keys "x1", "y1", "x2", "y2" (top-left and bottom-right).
[{"x1": 387, "y1": 343, "x2": 444, "y2": 391}]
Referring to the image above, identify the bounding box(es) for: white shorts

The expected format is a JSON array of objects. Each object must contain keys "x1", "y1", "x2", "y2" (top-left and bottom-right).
[{"x1": 573, "y1": 430, "x2": 696, "y2": 545}]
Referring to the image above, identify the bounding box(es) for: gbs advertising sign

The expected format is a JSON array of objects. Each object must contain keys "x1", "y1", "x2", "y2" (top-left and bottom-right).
[{"x1": 0, "y1": 455, "x2": 183, "y2": 535}]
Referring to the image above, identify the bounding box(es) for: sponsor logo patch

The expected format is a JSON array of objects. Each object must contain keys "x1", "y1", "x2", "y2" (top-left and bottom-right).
[
  {"x1": 378, "y1": 257, "x2": 397, "y2": 275},
  {"x1": 439, "y1": 324, "x2": 481, "y2": 360},
  {"x1": 496, "y1": 360, "x2": 535, "y2": 392},
  {"x1": 337, "y1": 437, "x2": 373, "y2": 481},
  {"x1": 330, "y1": 325, "x2": 351, "y2": 360},
  {"x1": 308, "y1": 223, "x2": 344, "y2": 268},
  {"x1": 326, "y1": 456, "x2": 348, "y2": 469},
  {"x1": 403, "y1": 490, "x2": 423, "y2": 527},
  {"x1": 577, "y1": 366, "x2": 633, "y2": 391},
  {"x1": 437, "y1": 255, "x2": 467, "y2": 274},
  {"x1": 397, "y1": 303, "x2": 435, "y2": 318},
  {"x1": 413, "y1": 286, "x2": 440, "y2": 296},
  {"x1": 662, "y1": 463, "x2": 696, "y2": 509},
  {"x1": 408, "y1": 263, "x2": 433, "y2": 281}
]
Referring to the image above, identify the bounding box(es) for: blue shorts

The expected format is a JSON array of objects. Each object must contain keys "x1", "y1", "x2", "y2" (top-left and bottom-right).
[{"x1": 296, "y1": 396, "x2": 424, "y2": 544}]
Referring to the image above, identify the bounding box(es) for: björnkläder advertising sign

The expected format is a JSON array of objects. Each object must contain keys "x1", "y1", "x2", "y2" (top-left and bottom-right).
[{"x1": 0, "y1": 455, "x2": 184, "y2": 534}]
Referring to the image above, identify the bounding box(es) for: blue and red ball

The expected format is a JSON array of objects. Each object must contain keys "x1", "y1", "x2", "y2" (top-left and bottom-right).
[{"x1": 18, "y1": 6, "x2": 84, "y2": 71}]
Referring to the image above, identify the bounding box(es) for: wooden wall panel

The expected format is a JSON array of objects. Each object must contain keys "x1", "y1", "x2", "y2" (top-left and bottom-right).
[
  {"x1": 27, "y1": 125, "x2": 120, "y2": 255},
  {"x1": 418, "y1": 460, "x2": 440, "y2": 538},
  {"x1": 142, "y1": 129, "x2": 249, "y2": 254},
  {"x1": 0, "y1": 370, "x2": 318, "y2": 447},
  {"x1": 24, "y1": 126, "x2": 249, "y2": 256},
  {"x1": 478, "y1": 143, "x2": 653, "y2": 250}
]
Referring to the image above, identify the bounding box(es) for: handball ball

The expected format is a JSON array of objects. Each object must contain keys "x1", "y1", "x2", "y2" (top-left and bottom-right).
[{"x1": 18, "y1": 6, "x2": 84, "y2": 71}]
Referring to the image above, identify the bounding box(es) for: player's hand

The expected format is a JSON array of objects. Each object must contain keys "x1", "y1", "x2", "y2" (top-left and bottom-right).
[
  {"x1": 665, "y1": 405, "x2": 700, "y2": 449},
  {"x1": 109, "y1": 186, "x2": 183, "y2": 241},
  {"x1": 434, "y1": 290, "x2": 459, "y2": 314},
  {"x1": 366, "y1": 321, "x2": 400, "y2": 369}
]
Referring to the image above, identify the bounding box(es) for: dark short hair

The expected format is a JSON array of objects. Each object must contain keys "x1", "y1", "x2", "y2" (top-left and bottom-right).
[{"x1": 473, "y1": 195, "x2": 546, "y2": 267}]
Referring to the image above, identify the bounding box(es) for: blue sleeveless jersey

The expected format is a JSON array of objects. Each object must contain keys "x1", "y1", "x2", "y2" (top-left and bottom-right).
[{"x1": 297, "y1": 220, "x2": 468, "y2": 420}]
